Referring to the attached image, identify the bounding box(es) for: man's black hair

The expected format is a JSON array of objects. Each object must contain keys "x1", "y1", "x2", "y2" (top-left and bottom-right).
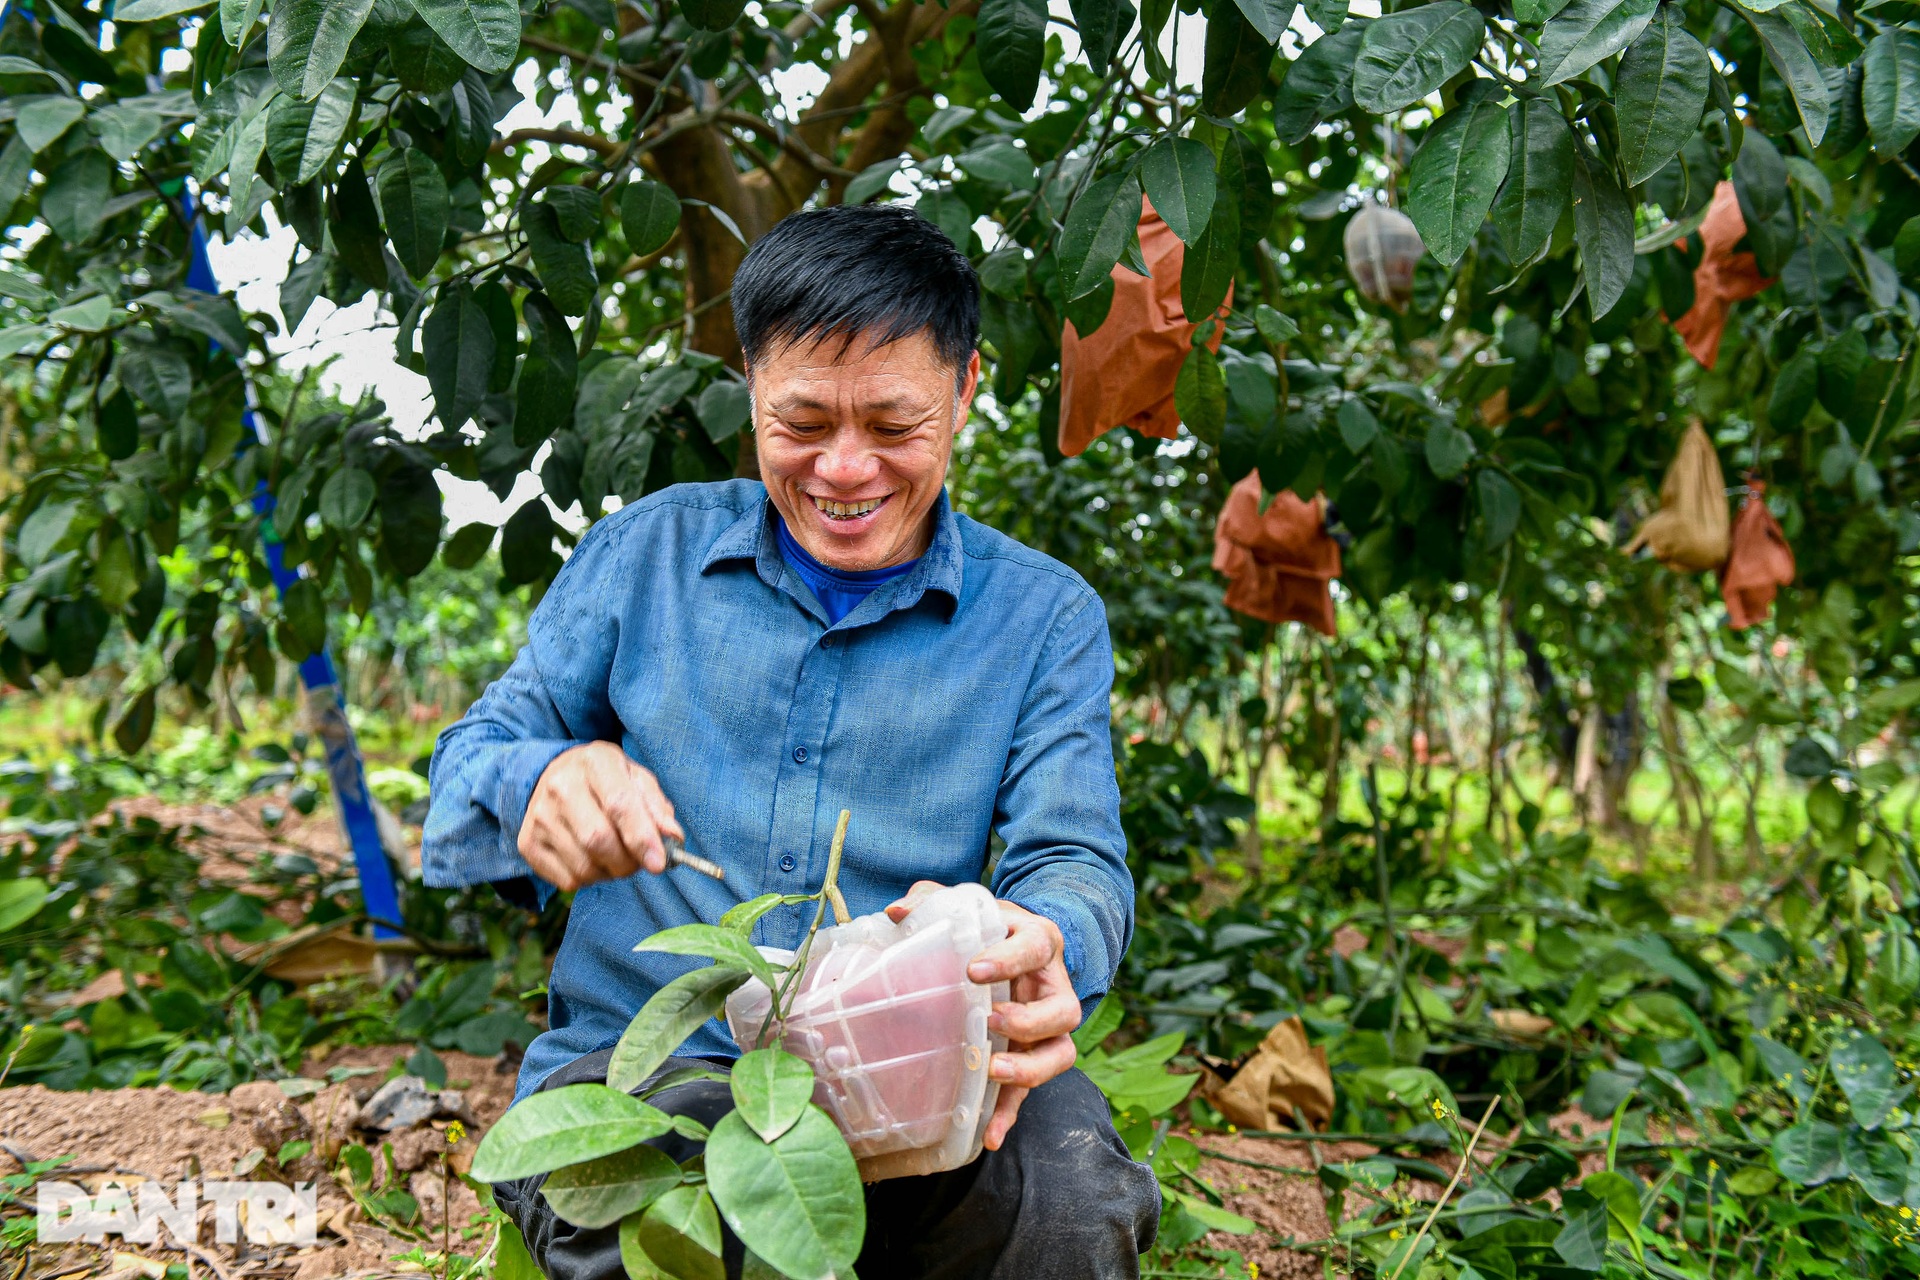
[{"x1": 732, "y1": 204, "x2": 980, "y2": 379}]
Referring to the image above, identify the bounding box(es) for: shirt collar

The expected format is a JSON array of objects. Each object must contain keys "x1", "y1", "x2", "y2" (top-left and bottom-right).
[{"x1": 702, "y1": 485, "x2": 963, "y2": 622}]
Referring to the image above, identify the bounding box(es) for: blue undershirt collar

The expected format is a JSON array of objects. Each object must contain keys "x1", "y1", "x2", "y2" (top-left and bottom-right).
[{"x1": 775, "y1": 516, "x2": 921, "y2": 626}]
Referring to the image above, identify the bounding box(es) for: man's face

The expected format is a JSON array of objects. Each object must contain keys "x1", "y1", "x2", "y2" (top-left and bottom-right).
[{"x1": 751, "y1": 331, "x2": 980, "y2": 572}]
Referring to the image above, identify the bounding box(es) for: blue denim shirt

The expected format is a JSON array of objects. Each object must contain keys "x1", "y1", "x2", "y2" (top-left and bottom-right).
[{"x1": 422, "y1": 480, "x2": 1132, "y2": 1102}]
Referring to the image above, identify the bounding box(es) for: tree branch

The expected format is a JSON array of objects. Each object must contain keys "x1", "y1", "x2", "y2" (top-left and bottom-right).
[{"x1": 495, "y1": 127, "x2": 623, "y2": 159}]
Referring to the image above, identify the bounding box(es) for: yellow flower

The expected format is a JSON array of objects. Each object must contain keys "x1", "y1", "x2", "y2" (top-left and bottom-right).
[
  {"x1": 1430, "y1": 1098, "x2": 1449, "y2": 1120},
  {"x1": 1902, "y1": 1207, "x2": 1915, "y2": 1219},
  {"x1": 445, "y1": 1121, "x2": 467, "y2": 1146},
  {"x1": 1226, "y1": 1124, "x2": 1237, "y2": 1134},
  {"x1": 1248, "y1": 1266, "x2": 1259, "y2": 1280}
]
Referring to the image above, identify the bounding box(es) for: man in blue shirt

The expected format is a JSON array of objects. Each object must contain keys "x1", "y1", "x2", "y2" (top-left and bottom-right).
[{"x1": 424, "y1": 205, "x2": 1157, "y2": 1278}]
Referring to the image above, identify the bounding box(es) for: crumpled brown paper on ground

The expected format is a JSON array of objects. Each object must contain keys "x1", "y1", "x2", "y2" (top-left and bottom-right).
[
  {"x1": 1208, "y1": 1015, "x2": 1335, "y2": 1132},
  {"x1": 1212, "y1": 471, "x2": 1342, "y2": 636},
  {"x1": 1671, "y1": 182, "x2": 1774, "y2": 370},
  {"x1": 1057, "y1": 198, "x2": 1227, "y2": 457},
  {"x1": 1625, "y1": 420, "x2": 1730, "y2": 573},
  {"x1": 1720, "y1": 480, "x2": 1795, "y2": 629}
]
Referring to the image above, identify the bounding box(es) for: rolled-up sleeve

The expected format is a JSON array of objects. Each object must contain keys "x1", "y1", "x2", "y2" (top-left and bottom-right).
[
  {"x1": 988, "y1": 591, "x2": 1132, "y2": 1022},
  {"x1": 422, "y1": 518, "x2": 626, "y2": 889}
]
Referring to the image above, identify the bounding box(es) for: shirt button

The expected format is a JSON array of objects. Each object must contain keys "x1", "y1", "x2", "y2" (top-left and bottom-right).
[
  {"x1": 821, "y1": 635, "x2": 835, "y2": 648},
  {"x1": 792, "y1": 746, "x2": 809, "y2": 763},
  {"x1": 779, "y1": 854, "x2": 797, "y2": 872}
]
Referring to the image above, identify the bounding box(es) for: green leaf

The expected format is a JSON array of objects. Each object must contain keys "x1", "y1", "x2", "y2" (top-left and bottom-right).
[
  {"x1": 265, "y1": 78, "x2": 354, "y2": 186},
  {"x1": 14, "y1": 96, "x2": 86, "y2": 154},
  {"x1": 730, "y1": 1048, "x2": 818, "y2": 1143},
  {"x1": 406, "y1": 0, "x2": 522, "y2": 71},
  {"x1": 1863, "y1": 31, "x2": 1920, "y2": 157},
  {"x1": 0, "y1": 877, "x2": 49, "y2": 933},
  {"x1": 1352, "y1": 3, "x2": 1485, "y2": 115},
  {"x1": 92, "y1": 102, "x2": 171, "y2": 163},
  {"x1": 379, "y1": 149, "x2": 450, "y2": 280},
  {"x1": 720, "y1": 893, "x2": 806, "y2": 935},
  {"x1": 1175, "y1": 344, "x2": 1227, "y2": 444},
  {"x1": 114, "y1": 0, "x2": 213, "y2": 19},
  {"x1": 629, "y1": 1185, "x2": 725, "y2": 1280},
  {"x1": 1058, "y1": 172, "x2": 1143, "y2": 300},
  {"x1": 225, "y1": 108, "x2": 271, "y2": 215},
  {"x1": 223, "y1": 0, "x2": 266, "y2": 43},
  {"x1": 682, "y1": 0, "x2": 749, "y2": 30},
  {"x1": 1515, "y1": 0, "x2": 1571, "y2": 22},
  {"x1": 524, "y1": 201, "x2": 598, "y2": 317},
  {"x1": 1771, "y1": 1119, "x2": 1845, "y2": 1186},
  {"x1": 319, "y1": 467, "x2": 376, "y2": 530},
  {"x1": 696, "y1": 380, "x2": 751, "y2": 444},
  {"x1": 1406, "y1": 94, "x2": 1509, "y2": 266},
  {"x1": 1536, "y1": 0, "x2": 1659, "y2": 88},
  {"x1": 1615, "y1": 5, "x2": 1710, "y2": 186},
  {"x1": 977, "y1": 0, "x2": 1048, "y2": 111},
  {"x1": 1842, "y1": 1126, "x2": 1909, "y2": 1205},
  {"x1": 1477, "y1": 470, "x2": 1521, "y2": 546},
  {"x1": 282, "y1": 578, "x2": 328, "y2": 653},
  {"x1": 423, "y1": 283, "x2": 495, "y2": 431},
  {"x1": 1255, "y1": 304, "x2": 1299, "y2": 344},
  {"x1": 1491, "y1": 98, "x2": 1572, "y2": 266},
  {"x1": 114, "y1": 687, "x2": 158, "y2": 754},
  {"x1": 1070, "y1": 0, "x2": 1131, "y2": 71},
  {"x1": 499, "y1": 498, "x2": 559, "y2": 586},
  {"x1": 514, "y1": 292, "x2": 577, "y2": 448},
  {"x1": 330, "y1": 157, "x2": 392, "y2": 291},
  {"x1": 1425, "y1": 421, "x2": 1475, "y2": 479},
  {"x1": 470, "y1": 1084, "x2": 674, "y2": 1183},
  {"x1": 1274, "y1": 21, "x2": 1366, "y2": 144},
  {"x1": 441, "y1": 522, "x2": 495, "y2": 570},
  {"x1": 41, "y1": 152, "x2": 113, "y2": 245},
  {"x1": 635, "y1": 924, "x2": 781, "y2": 991},
  {"x1": 540, "y1": 1144, "x2": 681, "y2": 1230},
  {"x1": 268, "y1": 0, "x2": 377, "y2": 100},
  {"x1": 1203, "y1": 3, "x2": 1276, "y2": 118},
  {"x1": 1572, "y1": 144, "x2": 1634, "y2": 318},
  {"x1": 1830, "y1": 1030, "x2": 1908, "y2": 1130},
  {"x1": 1742, "y1": 5, "x2": 1829, "y2": 146},
  {"x1": 1218, "y1": 131, "x2": 1274, "y2": 260},
  {"x1": 1072, "y1": 997, "x2": 1124, "y2": 1055},
  {"x1": 1337, "y1": 398, "x2": 1379, "y2": 451},
  {"x1": 1552, "y1": 1191, "x2": 1609, "y2": 1269},
  {"x1": 1139, "y1": 137, "x2": 1216, "y2": 245},
  {"x1": 1181, "y1": 195, "x2": 1239, "y2": 323},
  {"x1": 606, "y1": 965, "x2": 753, "y2": 1094},
  {"x1": 543, "y1": 186, "x2": 604, "y2": 242},
  {"x1": 1233, "y1": 0, "x2": 1296, "y2": 43},
  {"x1": 120, "y1": 342, "x2": 192, "y2": 419},
  {"x1": 707, "y1": 1109, "x2": 864, "y2": 1280}
]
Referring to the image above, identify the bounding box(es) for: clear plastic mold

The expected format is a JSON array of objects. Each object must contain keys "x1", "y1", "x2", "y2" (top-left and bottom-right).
[{"x1": 725, "y1": 882, "x2": 1009, "y2": 1181}]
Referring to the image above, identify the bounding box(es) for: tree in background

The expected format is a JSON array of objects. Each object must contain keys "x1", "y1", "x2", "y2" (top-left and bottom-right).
[{"x1": 0, "y1": 0, "x2": 1913, "y2": 796}]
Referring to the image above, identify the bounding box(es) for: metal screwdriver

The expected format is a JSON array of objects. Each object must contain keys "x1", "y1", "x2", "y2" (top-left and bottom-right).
[{"x1": 662, "y1": 834, "x2": 726, "y2": 880}]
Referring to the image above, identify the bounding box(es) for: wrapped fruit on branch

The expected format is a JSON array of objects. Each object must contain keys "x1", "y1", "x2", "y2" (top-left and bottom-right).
[
  {"x1": 727, "y1": 883, "x2": 1009, "y2": 1181},
  {"x1": 1344, "y1": 202, "x2": 1425, "y2": 311},
  {"x1": 1625, "y1": 420, "x2": 1730, "y2": 573},
  {"x1": 1720, "y1": 480, "x2": 1796, "y2": 629}
]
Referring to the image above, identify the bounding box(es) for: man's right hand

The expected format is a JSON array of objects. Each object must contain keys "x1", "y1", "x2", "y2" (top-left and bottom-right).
[{"x1": 518, "y1": 742, "x2": 683, "y2": 891}]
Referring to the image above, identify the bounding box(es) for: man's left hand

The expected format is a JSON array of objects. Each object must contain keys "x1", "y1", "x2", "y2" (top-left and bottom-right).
[{"x1": 886, "y1": 882, "x2": 1080, "y2": 1150}]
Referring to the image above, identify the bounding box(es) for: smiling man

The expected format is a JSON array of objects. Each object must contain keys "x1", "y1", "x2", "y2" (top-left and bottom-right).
[{"x1": 423, "y1": 205, "x2": 1157, "y2": 1279}]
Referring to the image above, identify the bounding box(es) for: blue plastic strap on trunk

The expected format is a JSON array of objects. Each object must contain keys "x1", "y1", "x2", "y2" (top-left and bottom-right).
[{"x1": 178, "y1": 185, "x2": 406, "y2": 939}]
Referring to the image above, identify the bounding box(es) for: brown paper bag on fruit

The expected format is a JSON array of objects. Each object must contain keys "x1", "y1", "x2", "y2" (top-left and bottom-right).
[
  {"x1": 1058, "y1": 198, "x2": 1228, "y2": 457},
  {"x1": 1209, "y1": 1015, "x2": 1334, "y2": 1132},
  {"x1": 1212, "y1": 471, "x2": 1341, "y2": 636},
  {"x1": 1625, "y1": 420, "x2": 1730, "y2": 573},
  {"x1": 1671, "y1": 182, "x2": 1774, "y2": 370},
  {"x1": 1720, "y1": 480, "x2": 1795, "y2": 629}
]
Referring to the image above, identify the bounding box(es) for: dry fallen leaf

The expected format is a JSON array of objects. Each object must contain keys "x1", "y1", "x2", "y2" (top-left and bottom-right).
[{"x1": 1208, "y1": 1016, "x2": 1335, "y2": 1131}]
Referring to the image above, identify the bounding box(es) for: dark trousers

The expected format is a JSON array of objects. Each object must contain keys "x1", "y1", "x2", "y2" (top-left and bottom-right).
[{"x1": 494, "y1": 1048, "x2": 1161, "y2": 1280}]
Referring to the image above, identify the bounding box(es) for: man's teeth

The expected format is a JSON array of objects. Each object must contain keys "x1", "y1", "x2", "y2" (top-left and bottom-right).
[{"x1": 812, "y1": 496, "x2": 884, "y2": 520}]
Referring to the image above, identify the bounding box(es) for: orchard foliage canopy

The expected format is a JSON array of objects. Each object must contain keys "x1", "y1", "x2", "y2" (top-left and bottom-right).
[{"x1": 0, "y1": 0, "x2": 1918, "y2": 742}]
